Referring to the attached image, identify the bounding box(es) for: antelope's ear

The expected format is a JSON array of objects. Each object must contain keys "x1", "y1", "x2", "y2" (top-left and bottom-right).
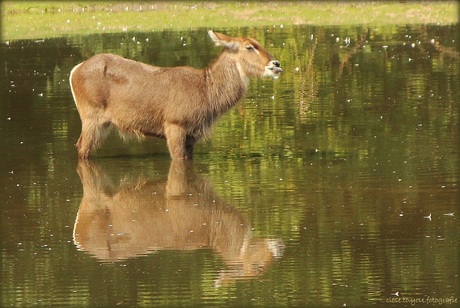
[{"x1": 208, "y1": 30, "x2": 239, "y2": 50}]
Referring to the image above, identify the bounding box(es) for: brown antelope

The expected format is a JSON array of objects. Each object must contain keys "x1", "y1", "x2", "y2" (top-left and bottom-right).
[
  {"x1": 73, "y1": 159, "x2": 284, "y2": 286},
  {"x1": 69, "y1": 30, "x2": 282, "y2": 159}
]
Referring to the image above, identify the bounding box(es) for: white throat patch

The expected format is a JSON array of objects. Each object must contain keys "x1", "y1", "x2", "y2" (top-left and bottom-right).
[{"x1": 236, "y1": 62, "x2": 250, "y2": 88}]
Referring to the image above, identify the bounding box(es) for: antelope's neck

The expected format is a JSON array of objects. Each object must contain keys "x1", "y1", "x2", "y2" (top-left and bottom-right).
[{"x1": 205, "y1": 54, "x2": 249, "y2": 114}]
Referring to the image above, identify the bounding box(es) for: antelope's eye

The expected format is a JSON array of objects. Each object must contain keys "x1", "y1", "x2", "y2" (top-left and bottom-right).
[{"x1": 245, "y1": 45, "x2": 255, "y2": 51}]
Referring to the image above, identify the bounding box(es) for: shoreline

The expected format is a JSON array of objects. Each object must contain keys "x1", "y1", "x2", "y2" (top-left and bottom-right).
[{"x1": 2, "y1": 1, "x2": 458, "y2": 41}]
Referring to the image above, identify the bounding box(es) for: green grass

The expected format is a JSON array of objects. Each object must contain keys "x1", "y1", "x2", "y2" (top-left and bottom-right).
[{"x1": 1, "y1": 1, "x2": 458, "y2": 40}]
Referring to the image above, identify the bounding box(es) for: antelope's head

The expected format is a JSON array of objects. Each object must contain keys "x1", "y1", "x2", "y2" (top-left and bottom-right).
[{"x1": 209, "y1": 30, "x2": 283, "y2": 79}]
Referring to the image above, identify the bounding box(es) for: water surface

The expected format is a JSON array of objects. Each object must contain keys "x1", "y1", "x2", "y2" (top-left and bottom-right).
[{"x1": 1, "y1": 25, "x2": 459, "y2": 307}]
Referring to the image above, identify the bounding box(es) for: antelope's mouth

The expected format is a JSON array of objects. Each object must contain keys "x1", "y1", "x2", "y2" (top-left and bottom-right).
[
  {"x1": 266, "y1": 66, "x2": 282, "y2": 79},
  {"x1": 263, "y1": 60, "x2": 283, "y2": 79},
  {"x1": 270, "y1": 66, "x2": 283, "y2": 75},
  {"x1": 266, "y1": 60, "x2": 283, "y2": 77}
]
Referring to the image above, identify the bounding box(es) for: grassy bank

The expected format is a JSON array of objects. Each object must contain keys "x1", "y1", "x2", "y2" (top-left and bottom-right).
[{"x1": 1, "y1": 1, "x2": 458, "y2": 40}]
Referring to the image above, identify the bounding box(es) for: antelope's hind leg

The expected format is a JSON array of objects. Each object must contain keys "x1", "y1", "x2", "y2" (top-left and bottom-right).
[{"x1": 76, "y1": 116, "x2": 112, "y2": 159}]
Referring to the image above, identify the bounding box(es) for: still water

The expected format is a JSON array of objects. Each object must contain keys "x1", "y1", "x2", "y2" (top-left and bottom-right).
[{"x1": 1, "y1": 25, "x2": 459, "y2": 307}]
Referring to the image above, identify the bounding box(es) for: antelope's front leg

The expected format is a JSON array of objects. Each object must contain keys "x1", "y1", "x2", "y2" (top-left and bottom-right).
[{"x1": 164, "y1": 122, "x2": 189, "y2": 160}]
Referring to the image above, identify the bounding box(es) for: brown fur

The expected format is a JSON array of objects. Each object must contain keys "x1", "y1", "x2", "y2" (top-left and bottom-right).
[
  {"x1": 69, "y1": 31, "x2": 282, "y2": 159},
  {"x1": 73, "y1": 160, "x2": 284, "y2": 286}
]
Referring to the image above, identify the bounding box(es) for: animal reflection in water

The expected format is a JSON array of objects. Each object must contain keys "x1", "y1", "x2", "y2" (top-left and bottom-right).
[{"x1": 73, "y1": 160, "x2": 284, "y2": 286}]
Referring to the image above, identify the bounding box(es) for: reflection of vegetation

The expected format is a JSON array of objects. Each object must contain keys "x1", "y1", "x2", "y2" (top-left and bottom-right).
[{"x1": 1, "y1": 24, "x2": 458, "y2": 306}]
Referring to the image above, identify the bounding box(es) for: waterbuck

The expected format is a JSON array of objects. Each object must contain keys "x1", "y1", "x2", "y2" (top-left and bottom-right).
[{"x1": 69, "y1": 30, "x2": 282, "y2": 159}]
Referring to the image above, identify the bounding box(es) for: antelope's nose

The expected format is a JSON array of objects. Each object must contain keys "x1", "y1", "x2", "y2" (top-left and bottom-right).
[{"x1": 271, "y1": 60, "x2": 283, "y2": 74}]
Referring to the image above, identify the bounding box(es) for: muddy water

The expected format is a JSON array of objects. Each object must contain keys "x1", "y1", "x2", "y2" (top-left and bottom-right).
[{"x1": 1, "y1": 25, "x2": 459, "y2": 307}]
